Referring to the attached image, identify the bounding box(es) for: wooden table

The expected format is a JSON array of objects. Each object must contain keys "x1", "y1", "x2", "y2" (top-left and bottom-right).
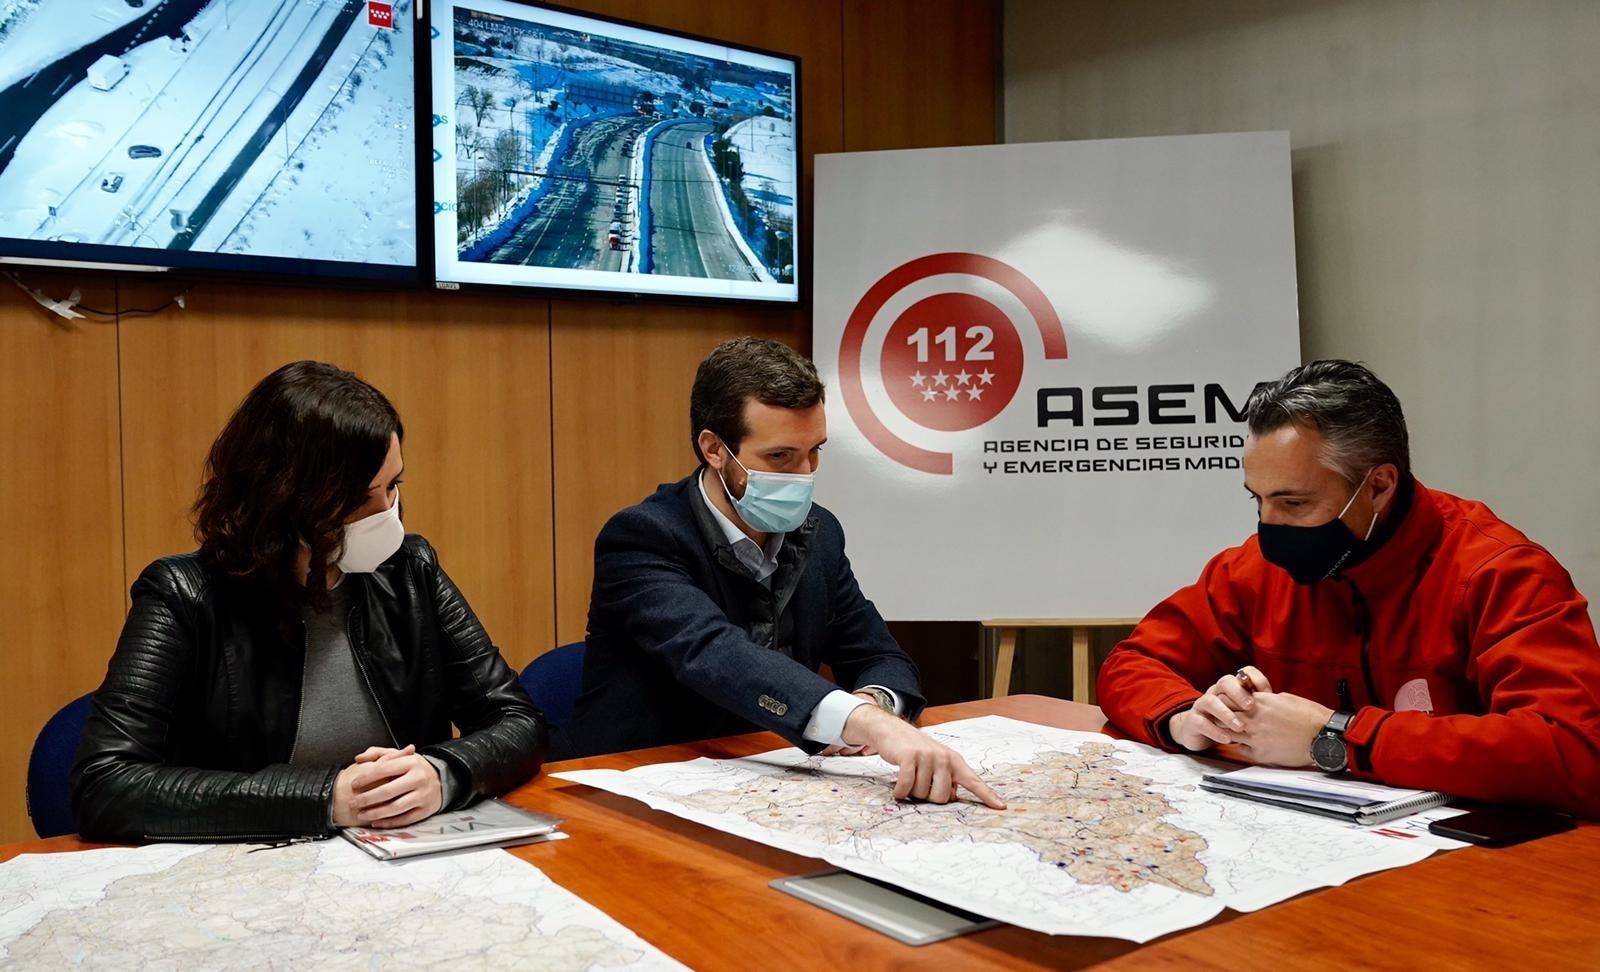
[{"x1": 5, "y1": 696, "x2": 1598, "y2": 970}]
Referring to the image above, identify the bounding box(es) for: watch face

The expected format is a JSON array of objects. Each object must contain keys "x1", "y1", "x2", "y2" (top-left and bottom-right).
[{"x1": 1311, "y1": 733, "x2": 1347, "y2": 772}]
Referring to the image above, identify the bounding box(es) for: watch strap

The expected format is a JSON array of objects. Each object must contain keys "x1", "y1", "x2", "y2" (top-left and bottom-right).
[{"x1": 1323, "y1": 710, "x2": 1355, "y2": 736}]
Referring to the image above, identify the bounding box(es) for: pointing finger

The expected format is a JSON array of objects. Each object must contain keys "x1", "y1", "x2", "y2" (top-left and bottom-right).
[{"x1": 956, "y1": 767, "x2": 1007, "y2": 810}]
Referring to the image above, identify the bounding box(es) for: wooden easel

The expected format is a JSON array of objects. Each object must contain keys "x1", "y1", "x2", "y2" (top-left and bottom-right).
[{"x1": 981, "y1": 618, "x2": 1142, "y2": 703}]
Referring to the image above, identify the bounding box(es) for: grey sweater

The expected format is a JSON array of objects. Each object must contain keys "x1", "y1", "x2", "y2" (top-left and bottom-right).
[{"x1": 290, "y1": 580, "x2": 459, "y2": 819}]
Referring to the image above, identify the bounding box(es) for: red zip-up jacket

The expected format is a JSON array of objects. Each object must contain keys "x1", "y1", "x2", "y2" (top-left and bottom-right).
[{"x1": 1097, "y1": 480, "x2": 1600, "y2": 816}]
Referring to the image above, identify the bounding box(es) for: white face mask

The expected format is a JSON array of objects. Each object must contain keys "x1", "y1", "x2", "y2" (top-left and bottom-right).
[
  {"x1": 716, "y1": 440, "x2": 816, "y2": 535},
  {"x1": 337, "y1": 489, "x2": 404, "y2": 573}
]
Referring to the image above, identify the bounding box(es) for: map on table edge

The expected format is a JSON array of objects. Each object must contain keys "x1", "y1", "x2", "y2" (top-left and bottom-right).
[
  {"x1": 0, "y1": 838, "x2": 685, "y2": 969},
  {"x1": 553, "y1": 715, "x2": 1443, "y2": 942}
]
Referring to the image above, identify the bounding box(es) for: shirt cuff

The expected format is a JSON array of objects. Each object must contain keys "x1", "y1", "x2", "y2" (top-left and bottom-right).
[
  {"x1": 803, "y1": 689, "x2": 871, "y2": 746},
  {"x1": 423, "y1": 754, "x2": 458, "y2": 814}
]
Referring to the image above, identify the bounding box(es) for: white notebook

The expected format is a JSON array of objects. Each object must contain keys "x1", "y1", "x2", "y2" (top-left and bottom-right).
[
  {"x1": 341, "y1": 799, "x2": 564, "y2": 860},
  {"x1": 1200, "y1": 766, "x2": 1449, "y2": 825}
]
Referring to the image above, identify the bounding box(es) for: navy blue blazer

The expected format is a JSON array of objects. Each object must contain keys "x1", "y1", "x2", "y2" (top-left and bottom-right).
[{"x1": 558, "y1": 472, "x2": 925, "y2": 759}]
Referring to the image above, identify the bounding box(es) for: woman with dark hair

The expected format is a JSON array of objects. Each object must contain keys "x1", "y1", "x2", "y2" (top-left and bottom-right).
[{"x1": 72, "y1": 361, "x2": 547, "y2": 842}]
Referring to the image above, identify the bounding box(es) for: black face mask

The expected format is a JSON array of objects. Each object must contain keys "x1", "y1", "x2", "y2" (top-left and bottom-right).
[{"x1": 1257, "y1": 471, "x2": 1377, "y2": 585}]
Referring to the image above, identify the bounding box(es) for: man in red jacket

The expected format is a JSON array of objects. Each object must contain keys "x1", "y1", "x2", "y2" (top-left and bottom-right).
[{"x1": 1097, "y1": 360, "x2": 1600, "y2": 816}]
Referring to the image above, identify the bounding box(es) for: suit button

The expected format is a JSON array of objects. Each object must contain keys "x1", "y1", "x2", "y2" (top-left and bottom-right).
[{"x1": 758, "y1": 695, "x2": 788, "y2": 716}]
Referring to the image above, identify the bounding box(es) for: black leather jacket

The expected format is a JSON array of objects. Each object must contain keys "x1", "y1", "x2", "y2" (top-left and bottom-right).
[{"x1": 71, "y1": 535, "x2": 547, "y2": 842}]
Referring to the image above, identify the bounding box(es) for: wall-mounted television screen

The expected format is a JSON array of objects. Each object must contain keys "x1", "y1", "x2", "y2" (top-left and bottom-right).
[
  {"x1": 0, "y1": 0, "x2": 419, "y2": 281},
  {"x1": 430, "y1": 0, "x2": 799, "y2": 302}
]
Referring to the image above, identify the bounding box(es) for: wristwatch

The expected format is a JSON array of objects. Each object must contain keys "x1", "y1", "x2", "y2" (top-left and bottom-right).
[
  {"x1": 856, "y1": 687, "x2": 896, "y2": 714},
  {"x1": 1310, "y1": 711, "x2": 1355, "y2": 773}
]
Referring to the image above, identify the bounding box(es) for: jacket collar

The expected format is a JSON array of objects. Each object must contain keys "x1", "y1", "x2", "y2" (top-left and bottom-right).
[
  {"x1": 679, "y1": 470, "x2": 818, "y2": 579},
  {"x1": 696, "y1": 466, "x2": 785, "y2": 575},
  {"x1": 1341, "y1": 478, "x2": 1445, "y2": 594}
]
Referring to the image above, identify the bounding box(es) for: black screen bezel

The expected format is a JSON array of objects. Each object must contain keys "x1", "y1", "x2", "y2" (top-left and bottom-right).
[{"x1": 0, "y1": 0, "x2": 432, "y2": 287}]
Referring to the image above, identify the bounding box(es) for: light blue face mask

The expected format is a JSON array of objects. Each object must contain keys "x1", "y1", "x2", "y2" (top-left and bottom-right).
[{"x1": 717, "y1": 444, "x2": 815, "y2": 534}]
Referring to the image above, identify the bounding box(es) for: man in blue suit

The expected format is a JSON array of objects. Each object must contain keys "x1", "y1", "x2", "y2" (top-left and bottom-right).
[{"x1": 563, "y1": 338, "x2": 1003, "y2": 808}]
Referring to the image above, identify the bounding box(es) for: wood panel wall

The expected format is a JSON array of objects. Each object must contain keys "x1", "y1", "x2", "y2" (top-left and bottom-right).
[
  {"x1": 0, "y1": 0, "x2": 996, "y2": 843},
  {"x1": 0, "y1": 277, "x2": 126, "y2": 846},
  {"x1": 114, "y1": 281, "x2": 557, "y2": 663}
]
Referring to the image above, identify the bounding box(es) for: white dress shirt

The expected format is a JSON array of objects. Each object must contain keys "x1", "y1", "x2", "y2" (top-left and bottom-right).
[{"x1": 697, "y1": 470, "x2": 901, "y2": 746}]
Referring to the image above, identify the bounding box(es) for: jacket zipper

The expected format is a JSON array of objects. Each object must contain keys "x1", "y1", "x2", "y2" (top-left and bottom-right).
[
  {"x1": 1338, "y1": 576, "x2": 1381, "y2": 706},
  {"x1": 247, "y1": 835, "x2": 328, "y2": 852},
  {"x1": 144, "y1": 832, "x2": 330, "y2": 844},
  {"x1": 347, "y1": 604, "x2": 400, "y2": 747}
]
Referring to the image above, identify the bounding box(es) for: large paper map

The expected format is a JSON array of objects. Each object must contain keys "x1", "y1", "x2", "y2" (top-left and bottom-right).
[
  {"x1": 0, "y1": 838, "x2": 684, "y2": 970},
  {"x1": 554, "y1": 716, "x2": 1442, "y2": 941}
]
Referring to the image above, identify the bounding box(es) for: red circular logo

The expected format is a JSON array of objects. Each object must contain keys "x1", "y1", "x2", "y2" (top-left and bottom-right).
[
  {"x1": 879, "y1": 293, "x2": 1024, "y2": 431},
  {"x1": 839, "y1": 253, "x2": 1068, "y2": 474}
]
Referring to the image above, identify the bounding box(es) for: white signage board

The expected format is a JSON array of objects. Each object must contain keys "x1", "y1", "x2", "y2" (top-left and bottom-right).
[{"x1": 813, "y1": 132, "x2": 1300, "y2": 620}]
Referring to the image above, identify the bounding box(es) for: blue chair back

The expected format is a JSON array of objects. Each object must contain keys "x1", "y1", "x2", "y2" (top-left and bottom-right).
[
  {"x1": 520, "y1": 642, "x2": 586, "y2": 730},
  {"x1": 27, "y1": 694, "x2": 93, "y2": 838}
]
